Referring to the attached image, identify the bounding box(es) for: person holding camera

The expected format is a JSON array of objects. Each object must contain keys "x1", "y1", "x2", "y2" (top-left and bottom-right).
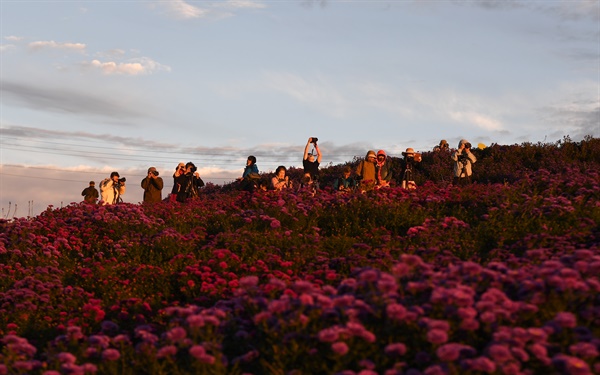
[
  {"x1": 271, "y1": 165, "x2": 292, "y2": 191},
  {"x1": 451, "y1": 139, "x2": 477, "y2": 186},
  {"x1": 400, "y1": 148, "x2": 422, "y2": 189},
  {"x1": 141, "y1": 167, "x2": 164, "y2": 203},
  {"x1": 175, "y1": 162, "x2": 204, "y2": 202},
  {"x1": 303, "y1": 137, "x2": 322, "y2": 188},
  {"x1": 100, "y1": 171, "x2": 126, "y2": 205}
]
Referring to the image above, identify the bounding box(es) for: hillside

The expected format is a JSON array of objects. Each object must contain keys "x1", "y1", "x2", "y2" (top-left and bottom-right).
[{"x1": 0, "y1": 137, "x2": 599, "y2": 374}]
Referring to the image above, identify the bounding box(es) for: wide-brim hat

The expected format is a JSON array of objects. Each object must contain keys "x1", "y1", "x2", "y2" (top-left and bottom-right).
[{"x1": 402, "y1": 148, "x2": 415, "y2": 156}]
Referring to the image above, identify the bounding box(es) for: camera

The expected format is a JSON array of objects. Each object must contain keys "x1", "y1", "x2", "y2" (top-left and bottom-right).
[
  {"x1": 151, "y1": 171, "x2": 159, "y2": 177},
  {"x1": 464, "y1": 142, "x2": 472, "y2": 149},
  {"x1": 311, "y1": 137, "x2": 318, "y2": 144},
  {"x1": 118, "y1": 177, "x2": 126, "y2": 183}
]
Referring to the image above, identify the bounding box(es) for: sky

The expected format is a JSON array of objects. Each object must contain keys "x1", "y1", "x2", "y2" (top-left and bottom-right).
[{"x1": 1, "y1": 0, "x2": 599, "y2": 218}]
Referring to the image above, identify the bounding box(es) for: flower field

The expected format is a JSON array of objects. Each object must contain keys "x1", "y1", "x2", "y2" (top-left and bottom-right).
[{"x1": 1, "y1": 137, "x2": 599, "y2": 375}]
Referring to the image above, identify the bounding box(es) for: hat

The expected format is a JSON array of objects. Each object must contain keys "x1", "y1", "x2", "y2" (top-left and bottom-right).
[
  {"x1": 377, "y1": 149, "x2": 387, "y2": 157},
  {"x1": 148, "y1": 167, "x2": 157, "y2": 173},
  {"x1": 458, "y1": 139, "x2": 469, "y2": 148},
  {"x1": 366, "y1": 150, "x2": 376, "y2": 159},
  {"x1": 110, "y1": 171, "x2": 120, "y2": 178},
  {"x1": 89, "y1": 181, "x2": 95, "y2": 185},
  {"x1": 440, "y1": 140, "x2": 448, "y2": 146},
  {"x1": 402, "y1": 148, "x2": 415, "y2": 156}
]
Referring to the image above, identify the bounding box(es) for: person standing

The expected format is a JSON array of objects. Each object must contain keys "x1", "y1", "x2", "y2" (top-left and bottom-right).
[
  {"x1": 356, "y1": 150, "x2": 377, "y2": 193},
  {"x1": 175, "y1": 162, "x2": 204, "y2": 202},
  {"x1": 400, "y1": 148, "x2": 422, "y2": 189},
  {"x1": 100, "y1": 171, "x2": 126, "y2": 205},
  {"x1": 451, "y1": 139, "x2": 477, "y2": 186},
  {"x1": 141, "y1": 167, "x2": 164, "y2": 203},
  {"x1": 303, "y1": 137, "x2": 322, "y2": 188},
  {"x1": 81, "y1": 181, "x2": 99, "y2": 204},
  {"x1": 375, "y1": 149, "x2": 393, "y2": 188}
]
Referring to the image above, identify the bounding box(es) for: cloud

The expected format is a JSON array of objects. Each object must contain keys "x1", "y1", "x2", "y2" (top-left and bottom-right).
[
  {"x1": 1, "y1": 81, "x2": 147, "y2": 120},
  {"x1": 4, "y1": 36, "x2": 24, "y2": 42},
  {"x1": 218, "y1": 0, "x2": 266, "y2": 10},
  {"x1": 162, "y1": 0, "x2": 209, "y2": 19},
  {"x1": 449, "y1": 111, "x2": 504, "y2": 131},
  {"x1": 0, "y1": 44, "x2": 15, "y2": 53},
  {"x1": 83, "y1": 57, "x2": 171, "y2": 75},
  {"x1": 28, "y1": 40, "x2": 86, "y2": 52}
]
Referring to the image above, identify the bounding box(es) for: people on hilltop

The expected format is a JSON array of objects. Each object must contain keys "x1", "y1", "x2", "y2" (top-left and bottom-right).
[
  {"x1": 100, "y1": 171, "x2": 126, "y2": 205},
  {"x1": 81, "y1": 181, "x2": 99, "y2": 204},
  {"x1": 400, "y1": 148, "x2": 422, "y2": 190},
  {"x1": 175, "y1": 162, "x2": 204, "y2": 202},
  {"x1": 170, "y1": 162, "x2": 186, "y2": 202},
  {"x1": 141, "y1": 167, "x2": 164, "y2": 203},
  {"x1": 356, "y1": 150, "x2": 377, "y2": 193},
  {"x1": 238, "y1": 155, "x2": 260, "y2": 192},
  {"x1": 451, "y1": 139, "x2": 477, "y2": 186},
  {"x1": 272, "y1": 165, "x2": 292, "y2": 191},
  {"x1": 333, "y1": 166, "x2": 357, "y2": 192},
  {"x1": 433, "y1": 139, "x2": 450, "y2": 152},
  {"x1": 375, "y1": 149, "x2": 393, "y2": 188},
  {"x1": 303, "y1": 137, "x2": 322, "y2": 189}
]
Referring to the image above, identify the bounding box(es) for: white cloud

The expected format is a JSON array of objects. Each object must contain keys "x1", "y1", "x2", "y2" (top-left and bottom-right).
[
  {"x1": 218, "y1": 0, "x2": 266, "y2": 10},
  {"x1": 4, "y1": 36, "x2": 24, "y2": 42},
  {"x1": 164, "y1": 0, "x2": 209, "y2": 19},
  {"x1": 0, "y1": 44, "x2": 15, "y2": 53},
  {"x1": 449, "y1": 111, "x2": 504, "y2": 131},
  {"x1": 84, "y1": 57, "x2": 171, "y2": 75},
  {"x1": 28, "y1": 40, "x2": 86, "y2": 52}
]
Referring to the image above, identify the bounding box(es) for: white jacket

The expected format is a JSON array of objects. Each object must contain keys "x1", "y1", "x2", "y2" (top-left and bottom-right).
[{"x1": 100, "y1": 178, "x2": 126, "y2": 205}]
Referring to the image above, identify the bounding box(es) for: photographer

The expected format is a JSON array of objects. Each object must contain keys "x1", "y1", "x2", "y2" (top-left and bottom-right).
[
  {"x1": 451, "y1": 139, "x2": 477, "y2": 186},
  {"x1": 175, "y1": 162, "x2": 204, "y2": 202},
  {"x1": 141, "y1": 167, "x2": 164, "y2": 203},
  {"x1": 400, "y1": 148, "x2": 422, "y2": 189},
  {"x1": 303, "y1": 137, "x2": 322, "y2": 188},
  {"x1": 100, "y1": 171, "x2": 126, "y2": 205},
  {"x1": 271, "y1": 165, "x2": 292, "y2": 191}
]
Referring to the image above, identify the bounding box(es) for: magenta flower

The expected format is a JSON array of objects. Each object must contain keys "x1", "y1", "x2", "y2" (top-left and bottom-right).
[
  {"x1": 101, "y1": 348, "x2": 120, "y2": 361},
  {"x1": 270, "y1": 219, "x2": 281, "y2": 228},
  {"x1": 332, "y1": 342, "x2": 349, "y2": 355},
  {"x1": 165, "y1": 327, "x2": 187, "y2": 343},
  {"x1": 386, "y1": 303, "x2": 407, "y2": 321},
  {"x1": 157, "y1": 345, "x2": 178, "y2": 358},
  {"x1": 384, "y1": 343, "x2": 407, "y2": 356},
  {"x1": 436, "y1": 343, "x2": 469, "y2": 362},
  {"x1": 487, "y1": 344, "x2": 512, "y2": 363},
  {"x1": 189, "y1": 345, "x2": 206, "y2": 359},
  {"x1": 239, "y1": 275, "x2": 259, "y2": 289},
  {"x1": 426, "y1": 329, "x2": 448, "y2": 345},
  {"x1": 553, "y1": 311, "x2": 577, "y2": 328},
  {"x1": 465, "y1": 356, "x2": 496, "y2": 373}
]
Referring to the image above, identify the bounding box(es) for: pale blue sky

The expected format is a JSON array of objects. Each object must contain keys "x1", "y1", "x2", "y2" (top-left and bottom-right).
[{"x1": 1, "y1": 0, "x2": 599, "y2": 217}]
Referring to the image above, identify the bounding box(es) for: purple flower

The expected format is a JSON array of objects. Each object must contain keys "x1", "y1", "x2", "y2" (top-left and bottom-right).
[
  {"x1": 553, "y1": 312, "x2": 577, "y2": 328},
  {"x1": 436, "y1": 343, "x2": 468, "y2": 362},
  {"x1": 332, "y1": 342, "x2": 349, "y2": 355},
  {"x1": 552, "y1": 354, "x2": 591, "y2": 375},
  {"x1": 384, "y1": 343, "x2": 407, "y2": 356},
  {"x1": 386, "y1": 303, "x2": 407, "y2": 321},
  {"x1": 157, "y1": 345, "x2": 178, "y2": 358},
  {"x1": 101, "y1": 348, "x2": 120, "y2": 361},
  {"x1": 239, "y1": 275, "x2": 259, "y2": 289},
  {"x1": 426, "y1": 329, "x2": 448, "y2": 345},
  {"x1": 487, "y1": 344, "x2": 512, "y2": 363},
  {"x1": 464, "y1": 356, "x2": 496, "y2": 373},
  {"x1": 569, "y1": 342, "x2": 599, "y2": 358}
]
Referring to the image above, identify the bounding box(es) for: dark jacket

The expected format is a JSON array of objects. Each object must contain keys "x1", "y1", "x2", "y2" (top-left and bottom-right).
[
  {"x1": 141, "y1": 176, "x2": 164, "y2": 203},
  {"x1": 81, "y1": 186, "x2": 99, "y2": 204},
  {"x1": 175, "y1": 173, "x2": 204, "y2": 202}
]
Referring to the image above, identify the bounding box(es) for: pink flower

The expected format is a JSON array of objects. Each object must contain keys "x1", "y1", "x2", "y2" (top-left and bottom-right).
[
  {"x1": 331, "y1": 342, "x2": 349, "y2": 355},
  {"x1": 426, "y1": 329, "x2": 448, "y2": 345},
  {"x1": 386, "y1": 303, "x2": 407, "y2": 321},
  {"x1": 553, "y1": 311, "x2": 577, "y2": 328},
  {"x1": 384, "y1": 343, "x2": 407, "y2": 356},
  {"x1": 157, "y1": 345, "x2": 178, "y2": 358},
  {"x1": 101, "y1": 348, "x2": 120, "y2": 361},
  {"x1": 239, "y1": 275, "x2": 259, "y2": 289},
  {"x1": 189, "y1": 345, "x2": 206, "y2": 359},
  {"x1": 270, "y1": 219, "x2": 281, "y2": 228}
]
